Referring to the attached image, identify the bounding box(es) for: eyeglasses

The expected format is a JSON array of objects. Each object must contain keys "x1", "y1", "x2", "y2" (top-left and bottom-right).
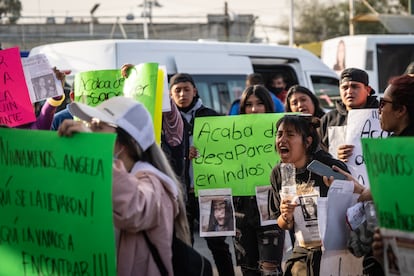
[{"x1": 379, "y1": 97, "x2": 393, "y2": 109}]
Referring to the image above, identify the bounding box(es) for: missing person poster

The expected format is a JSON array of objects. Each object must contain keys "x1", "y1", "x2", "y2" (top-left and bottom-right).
[
  {"x1": 22, "y1": 53, "x2": 64, "y2": 102},
  {"x1": 294, "y1": 192, "x2": 321, "y2": 248},
  {"x1": 0, "y1": 128, "x2": 116, "y2": 276},
  {"x1": 255, "y1": 185, "x2": 277, "y2": 226},
  {"x1": 198, "y1": 188, "x2": 235, "y2": 237}
]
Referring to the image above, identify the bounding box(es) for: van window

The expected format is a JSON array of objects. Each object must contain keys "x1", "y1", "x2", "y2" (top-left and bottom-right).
[
  {"x1": 377, "y1": 44, "x2": 414, "y2": 93},
  {"x1": 366, "y1": 50, "x2": 373, "y2": 71},
  {"x1": 191, "y1": 75, "x2": 246, "y2": 114},
  {"x1": 252, "y1": 64, "x2": 299, "y2": 90},
  {"x1": 310, "y1": 76, "x2": 340, "y2": 110}
]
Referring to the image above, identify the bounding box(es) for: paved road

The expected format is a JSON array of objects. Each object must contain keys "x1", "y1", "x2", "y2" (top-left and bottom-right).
[
  {"x1": 193, "y1": 232, "x2": 242, "y2": 276},
  {"x1": 193, "y1": 229, "x2": 290, "y2": 276}
]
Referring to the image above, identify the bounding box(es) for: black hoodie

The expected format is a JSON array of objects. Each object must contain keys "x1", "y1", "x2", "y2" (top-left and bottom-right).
[{"x1": 319, "y1": 96, "x2": 379, "y2": 149}]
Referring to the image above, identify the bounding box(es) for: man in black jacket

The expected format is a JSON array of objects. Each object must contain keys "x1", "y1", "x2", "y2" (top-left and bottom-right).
[
  {"x1": 319, "y1": 68, "x2": 379, "y2": 163},
  {"x1": 169, "y1": 73, "x2": 235, "y2": 276}
]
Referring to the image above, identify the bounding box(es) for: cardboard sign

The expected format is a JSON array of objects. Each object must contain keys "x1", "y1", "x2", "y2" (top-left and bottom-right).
[
  {"x1": 0, "y1": 47, "x2": 36, "y2": 127},
  {"x1": 0, "y1": 128, "x2": 116, "y2": 275},
  {"x1": 74, "y1": 69, "x2": 125, "y2": 107},
  {"x1": 193, "y1": 113, "x2": 284, "y2": 196}
]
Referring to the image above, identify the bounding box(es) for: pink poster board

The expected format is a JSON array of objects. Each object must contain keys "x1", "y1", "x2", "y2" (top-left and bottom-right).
[{"x1": 0, "y1": 47, "x2": 36, "y2": 127}]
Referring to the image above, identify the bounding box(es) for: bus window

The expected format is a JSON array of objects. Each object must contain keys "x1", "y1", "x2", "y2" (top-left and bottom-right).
[
  {"x1": 311, "y1": 76, "x2": 340, "y2": 110},
  {"x1": 191, "y1": 75, "x2": 246, "y2": 114}
]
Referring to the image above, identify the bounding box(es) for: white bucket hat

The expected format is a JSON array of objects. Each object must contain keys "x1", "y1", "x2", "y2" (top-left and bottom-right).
[{"x1": 69, "y1": 96, "x2": 155, "y2": 151}]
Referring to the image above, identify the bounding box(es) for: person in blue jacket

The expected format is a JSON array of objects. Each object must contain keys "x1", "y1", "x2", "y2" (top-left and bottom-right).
[{"x1": 228, "y1": 73, "x2": 285, "y2": 115}]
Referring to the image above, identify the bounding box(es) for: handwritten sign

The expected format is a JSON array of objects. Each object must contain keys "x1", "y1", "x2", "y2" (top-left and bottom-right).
[
  {"x1": 362, "y1": 138, "x2": 414, "y2": 276},
  {"x1": 123, "y1": 63, "x2": 163, "y2": 144},
  {"x1": 0, "y1": 128, "x2": 116, "y2": 276},
  {"x1": 193, "y1": 113, "x2": 284, "y2": 196},
  {"x1": 0, "y1": 47, "x2": 36, "y2": 127},
  {"x1": 345, "y1": 109, "x2": 390, "y2": 187},
  {"x1": 362, "y1": 137, "x2": 414, "y2": 231},
  {"x1": 74, "y1": 69, "x2": 125, "y2": 107}
]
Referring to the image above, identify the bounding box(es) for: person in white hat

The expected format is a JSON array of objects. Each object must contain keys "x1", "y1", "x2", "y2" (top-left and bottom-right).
[{"x1": 58, "y1": 96, "x2": 190, "y2": 276}]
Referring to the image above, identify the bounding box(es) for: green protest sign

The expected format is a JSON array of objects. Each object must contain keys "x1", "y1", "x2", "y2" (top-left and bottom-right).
[
  {"x1": 74, "y1": 69, "x2": 124, "y2": 106},
  {"x1": 123, "y1": 63, "x2": 160, "y2": 117},
  {"x1": 0, "y1": 128, "x2": 116, "y2": 276},
  {"x1": 362, "y1": 138, "x2": 414, "y2": 231},
  {"x1": 122, "y1": 63, "x2": 163, "y2": 144},
  {"x1": 193, "y1": 113, "x2": 285, "y2": 196}
]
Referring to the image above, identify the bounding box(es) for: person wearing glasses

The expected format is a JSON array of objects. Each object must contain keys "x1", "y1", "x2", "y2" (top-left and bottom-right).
[
  {"x1": 370, "y1": 74, "x2": 414, "y2": 273},
  {"x1": 319, "y1": 68, "x2": 378, "y2": 162},
  {"x1": 379, "y1": 74, "x2": 414, "y2": 136},
  {"x1": 270, "y1": 115, "x2": 349, "y2": 276},
  {"x1": 323, "y1": 74, "x2": 414, "y2": 276}
]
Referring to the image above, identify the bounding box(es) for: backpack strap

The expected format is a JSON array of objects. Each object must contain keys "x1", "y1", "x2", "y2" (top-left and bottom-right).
[{"x1": 143, "y1": 232, "x2": 168, "y2": 276}]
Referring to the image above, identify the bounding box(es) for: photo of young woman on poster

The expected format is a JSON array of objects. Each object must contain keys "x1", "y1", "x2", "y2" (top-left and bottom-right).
[
  {"x1": 207, "y1": 198, "x2": 234, "y2": 232},
  {"x1": 300, "y1": 196, "x2": 318, "y2": 221}
]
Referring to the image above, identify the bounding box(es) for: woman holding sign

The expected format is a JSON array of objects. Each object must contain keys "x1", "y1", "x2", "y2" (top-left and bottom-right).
[
  {"x1": 58, "y1": 96, "x2": 191, "y2": 276},
  {"x1": 269, "y1": 115, "x2": 349, "y2": 276},
  {"x1": 233, "y1": 84, "x2": 286, "y2": 276}
]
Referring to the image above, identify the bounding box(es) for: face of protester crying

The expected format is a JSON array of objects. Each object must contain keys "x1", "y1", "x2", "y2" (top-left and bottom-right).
[
  {"x1": 170, "y1": 81, "x2": 197, "y2": 109},
  {"x1": 276, "y1": 122, "x2": 312, "y2": 169}
]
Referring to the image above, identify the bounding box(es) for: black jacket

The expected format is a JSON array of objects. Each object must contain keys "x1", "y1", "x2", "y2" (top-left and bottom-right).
[
  {"x1": 180, "y1": 100, "x2": 219, "y2": 192},
  {"x1": 319, "y1": 96, "x2": 379, "y2": 149},
  {"x1": 269, "y1": 149, "x2": 349, "y2": 219}
]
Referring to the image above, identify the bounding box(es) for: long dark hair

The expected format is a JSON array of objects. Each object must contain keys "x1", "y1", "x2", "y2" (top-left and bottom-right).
[
  {"x1": 285, "y1": 85, "x2": 325, "y2": 118},
  {"x1": 388, "y1": 74, "x2": 414, "y2": 124},
  {"x1": 239, "y1": 85, "x2": 275, "y2": 114},
  {"x1": 207, "y1": 198, "x2": 234, "y2": 232},
  {"x1": 115, "y1": 127, "x2": 191, "y2": 244}
]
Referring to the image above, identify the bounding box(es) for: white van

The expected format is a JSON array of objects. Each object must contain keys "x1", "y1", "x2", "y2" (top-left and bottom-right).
[
  {"x1": 321, "y1": 34, "x2": 414, "y2": 94},
  {"x1": 30, "y1": 39, "x2": 339, "y2": 114}
]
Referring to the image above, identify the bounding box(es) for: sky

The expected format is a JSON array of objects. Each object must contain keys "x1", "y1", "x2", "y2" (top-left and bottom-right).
[{"x1": 19, "y1": 0, "x2": 337, "y2": 43}]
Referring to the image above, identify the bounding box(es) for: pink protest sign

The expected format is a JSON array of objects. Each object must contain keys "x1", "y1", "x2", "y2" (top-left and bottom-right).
[{"x1": 0, "y1": 47, "x2": 36, "y2": 127}]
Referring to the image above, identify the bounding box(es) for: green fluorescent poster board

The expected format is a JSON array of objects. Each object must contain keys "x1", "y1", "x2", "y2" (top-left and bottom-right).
[
  {"x1": 362, "y1": 137, "x2": 414, "y2": 232},
  {"x1": 193, "y1": 113, "x2": 285, "y2": 196},
  {"x1": 123, "y1": 63, "x2": 163, "y2": 144},
  {"x1": 0, "y1": 128, "x2": 116, "y2": 275},
  {"x1": 74, "y1": 69, "x2": 124, "y2": 107}
]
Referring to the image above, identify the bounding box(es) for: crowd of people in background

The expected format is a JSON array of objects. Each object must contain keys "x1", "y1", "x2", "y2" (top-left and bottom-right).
[{"x1": 4, "y1": 51, "x2": 414, "y2": 276}]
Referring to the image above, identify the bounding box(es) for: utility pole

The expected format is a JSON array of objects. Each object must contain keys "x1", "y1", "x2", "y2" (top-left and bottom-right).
[
  {"x1": 349, "y1": 0, "x2": 354, "y2": 35},
  {"x1": 289, "y1": 0, "x2": 294, "y2": 47},
  {"x1": 139, "y1": 0, "x2": 162, "y2": 40},
  {"x1": 142, "y1": 0, "x2": 149, "y2": 39},
  {"x1": 89, "y1": 3, "x2": 100, "y2": 37},
  {"x1": 224, "y1": 2, "x2": 230, "y2": 41}
]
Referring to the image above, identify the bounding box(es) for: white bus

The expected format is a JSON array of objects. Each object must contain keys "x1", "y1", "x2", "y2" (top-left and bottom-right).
[
  {"x1": 30, "y1": 39, "x2": 339, "y2": 114},
  {"x1": 321, "y1": 34, "x2": 414, "y2": 94}
]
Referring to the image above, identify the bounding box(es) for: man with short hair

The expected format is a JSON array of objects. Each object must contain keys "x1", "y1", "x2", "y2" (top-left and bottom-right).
[{"x1": 319, "y1": 68, "x2": 378, "y2": 162}]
